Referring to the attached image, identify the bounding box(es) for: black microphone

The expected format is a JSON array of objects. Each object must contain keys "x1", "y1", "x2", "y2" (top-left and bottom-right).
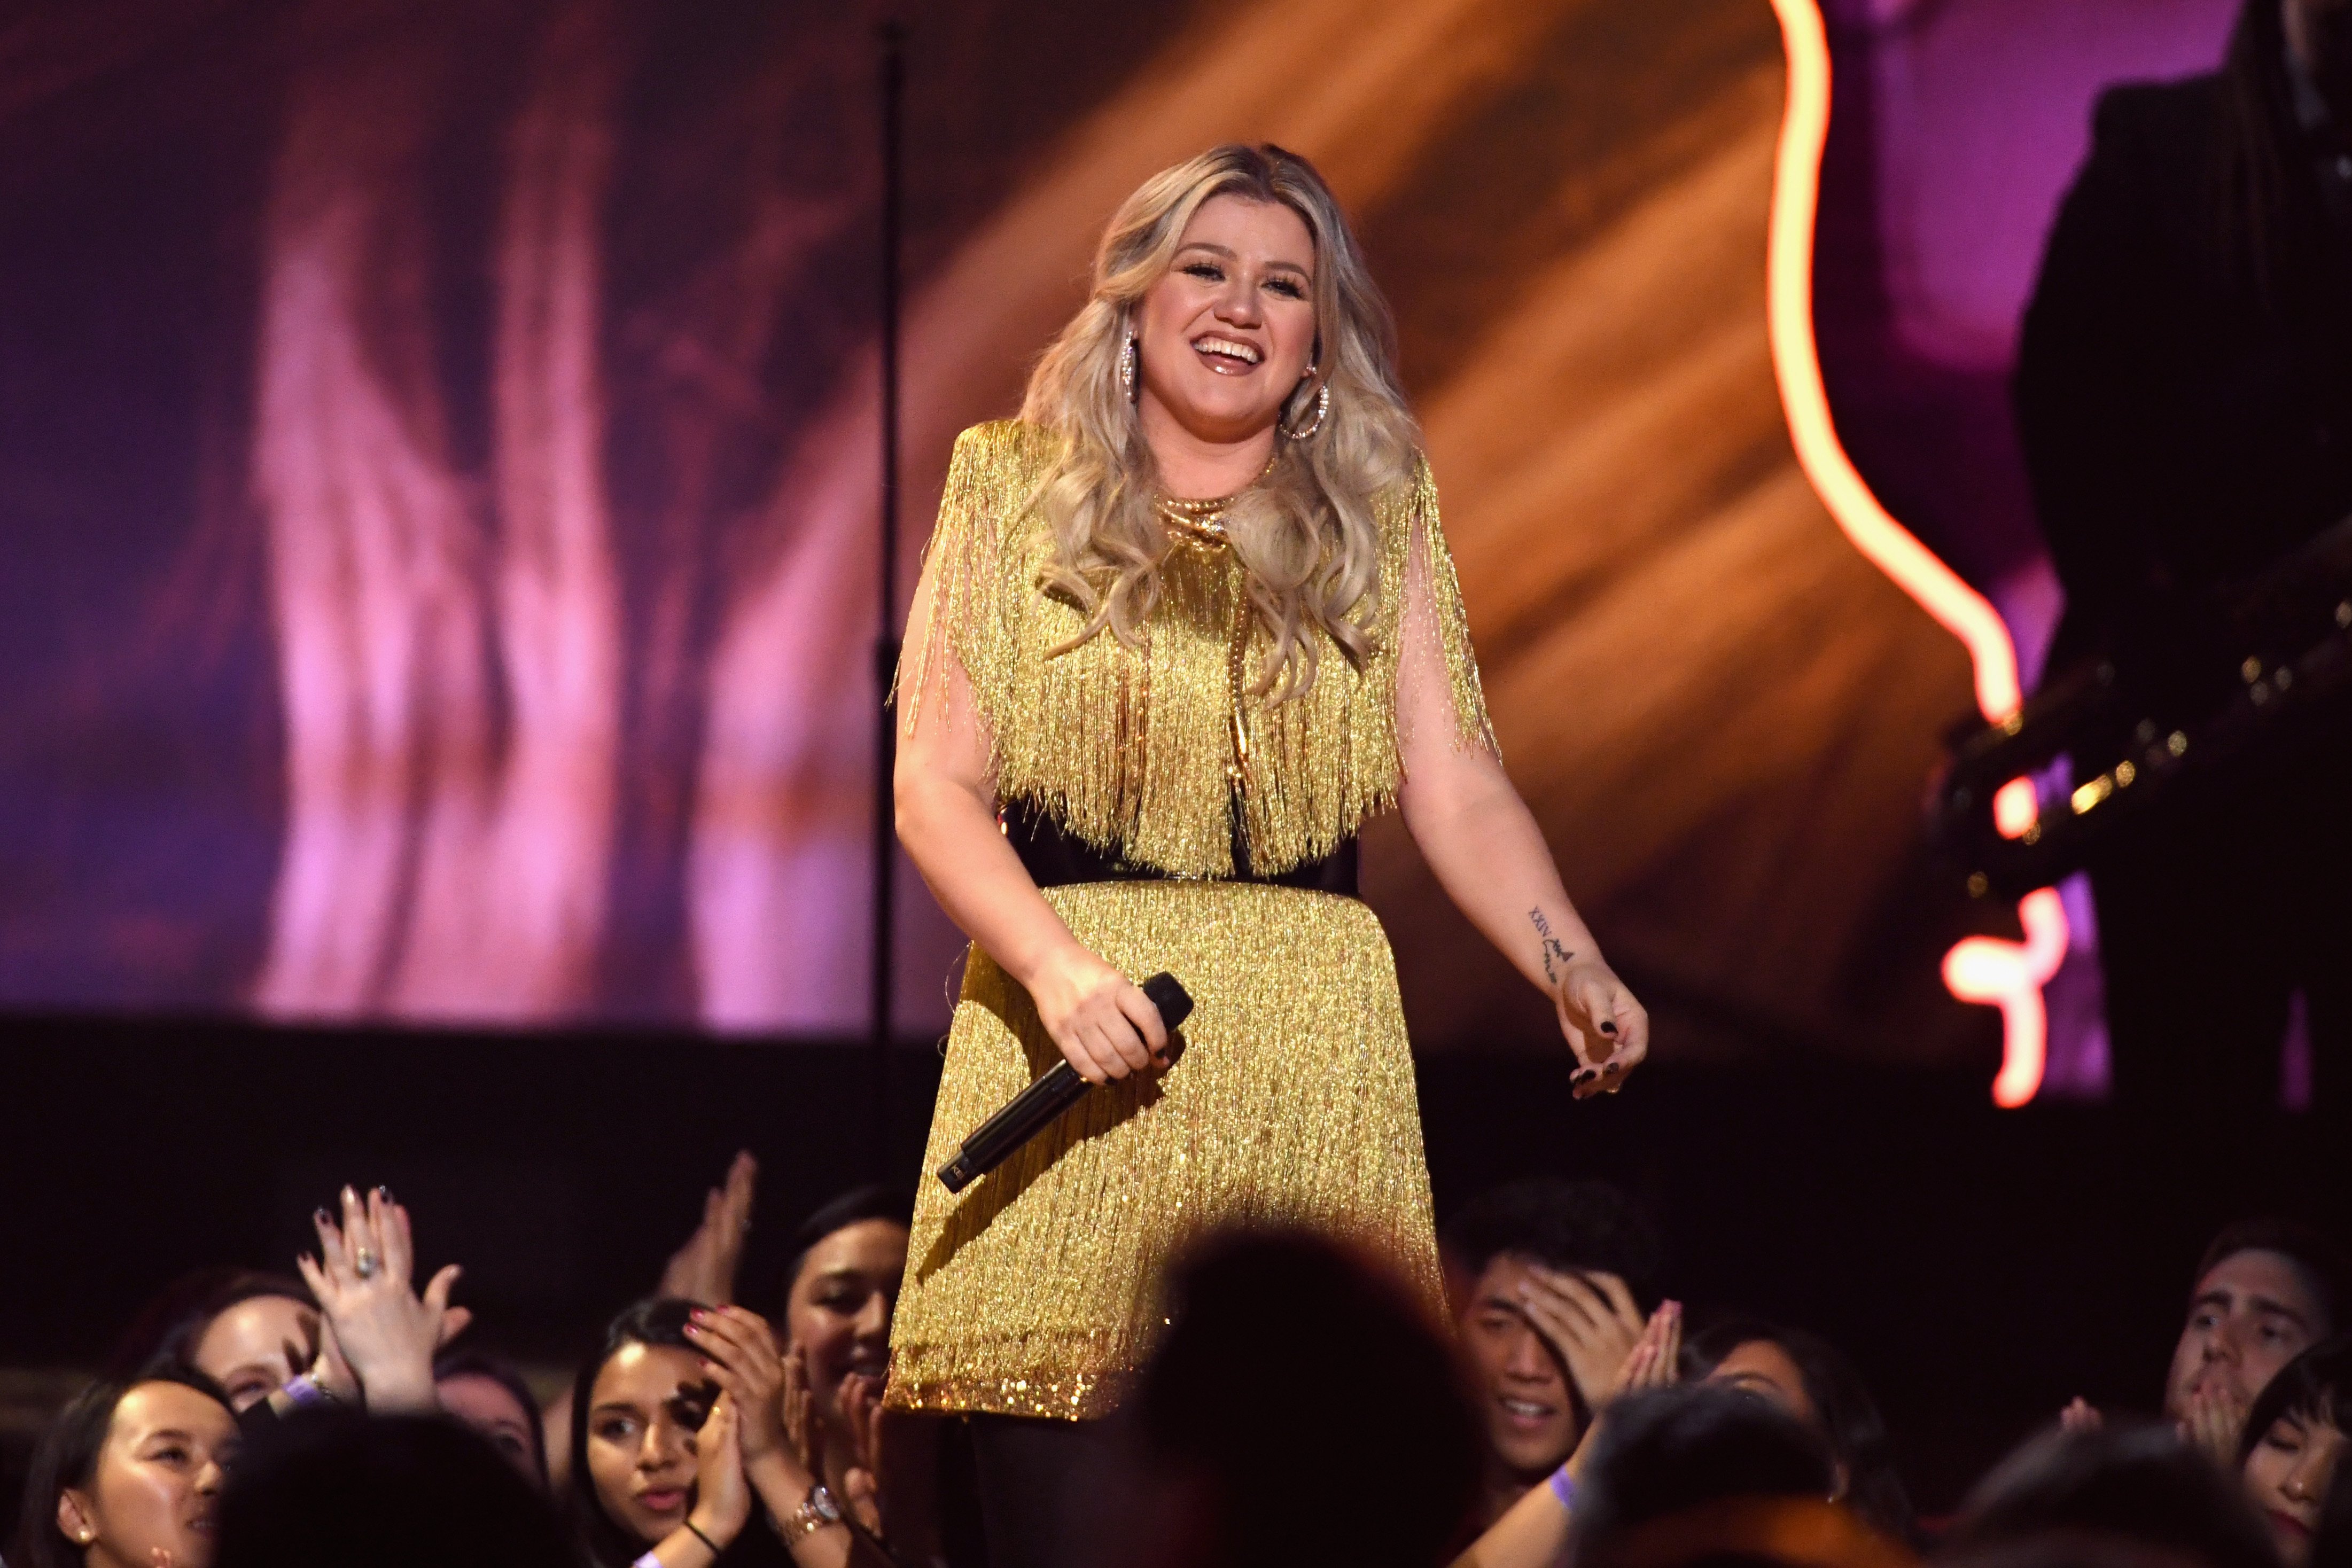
[{"x1": 936, "y1": 972, "x2": 1193, "y2": 1194}]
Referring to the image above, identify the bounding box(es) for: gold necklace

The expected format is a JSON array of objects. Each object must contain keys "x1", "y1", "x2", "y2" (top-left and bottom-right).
[{"x1": 1154, "y1": 451, "x2": 1279, "y2": 542}]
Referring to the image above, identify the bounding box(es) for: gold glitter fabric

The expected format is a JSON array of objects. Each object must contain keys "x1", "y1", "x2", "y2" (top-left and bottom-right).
[
  {"x1": 897, "y1": 420, "x2": 1496, "y2": 878},
  {"x1": 885, "y1": 880, "x2": 1444, "y2": 1419}
]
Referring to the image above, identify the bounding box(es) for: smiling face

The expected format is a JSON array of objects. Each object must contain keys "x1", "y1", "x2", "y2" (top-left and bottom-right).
[
  {"x1": 787, "y1": 1219, "x2": 908, "y2": 1430},
  {"x1": 584, "y1": 1342, "x2": 707, "y2": 1545},
  {"x1": 1458, "y1": 1254, "x2": 1582, "y2": 1479},
  {"x1": 2167, "y1": 1250, "x2": 2326, "y2": 1416},
  {"x1": 188, "y1": 1295, "x2": 318, "y2": 1413},
  {"x1": 1131, "y1": 193, "x2": 1319, "y2": 456},
  {"x1": 439, "y1": 1371, "x2": 543, "y2": 1486},
  {"x1": 58, "y1": 1381, "x2": 238, "y2": 1568},
  {"x1": 2243, "y1": 1406, "x2": 2347, "y2": 1567}
]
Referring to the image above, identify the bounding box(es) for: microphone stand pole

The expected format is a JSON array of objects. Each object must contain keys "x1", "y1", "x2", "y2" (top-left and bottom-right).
[{"x1": 869, "y1": 19, "x2": 905, "y2": 1179}]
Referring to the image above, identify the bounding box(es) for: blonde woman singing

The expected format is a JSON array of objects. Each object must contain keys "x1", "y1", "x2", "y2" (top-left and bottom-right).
[{"x1": 886, "y1": 143, "x2": 1649, "y2": 1558}]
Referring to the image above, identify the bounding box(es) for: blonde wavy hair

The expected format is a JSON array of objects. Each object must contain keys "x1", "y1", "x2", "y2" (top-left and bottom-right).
[{"x1": 1021, "y1": 143, "x2": 1423, "y2": 700}]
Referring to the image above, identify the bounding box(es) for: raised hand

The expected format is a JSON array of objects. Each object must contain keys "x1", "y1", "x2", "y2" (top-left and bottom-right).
[
  {"x1": 2179, "y1": 1383, "x2": 2246, "y2": 1467},
  {"x1": 688, "y1": 1391, "x2": 754, "y2": 1548},
  {"x1": 1515, "y1": 1265, "x2": 1648, "y2": 1410},
  {"x1": 1554, "y1": 957, "x2": 1650, "y2": 1101},
  {"x1": 295, "y1": 1185, "x2": 466, "y2": 1413},
  {"x1": 1610, "y1": 1301, "x2": 1683, "y2": 1399},
  {"x1": 660, "y1": 1151, "x2": 758, "y2": 1307},
  {"x1": 2059, "y1": 1397, "x2": 2105, "y2": 1435},
  {"x1": 838, "y1": 1371, "x2": 886, "y2": 1534},
  {"x1": 685, "y1": 1306, "x2": 789, "y2": 1464},
  {"x1": 782, "y1": 1344, "x2": 819, "y2": 1469},
  {"x1": 1026, "y1": 943, "x2": 1167, "y2": 1084}
]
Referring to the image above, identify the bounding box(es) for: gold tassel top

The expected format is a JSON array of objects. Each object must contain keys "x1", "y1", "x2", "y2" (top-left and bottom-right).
[{"x1": 900, "y1": 419, "x2": 1496, "y2": 880}]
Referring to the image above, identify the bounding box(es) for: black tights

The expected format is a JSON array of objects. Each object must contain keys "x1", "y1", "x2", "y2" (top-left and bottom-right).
[{"x1": 965, "y1": 1414, "x2": 1114, "y2": 1568}]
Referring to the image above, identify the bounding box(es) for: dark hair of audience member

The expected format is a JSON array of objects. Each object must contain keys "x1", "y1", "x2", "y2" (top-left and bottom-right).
[
  {"x1": 1569, "y1": 1384, "x2": 1836, "y2": 1559},
  {"x1": 2238, "y1": 1336, "x2": 2352, "y2": 1469},
  {"x1": 1950, "y1": 1423, "x2": 2279, "y2": 1568},
  {"x1": 568, "y1": 1298, "x2": 702, "y2": 1567},
  {"x1": 1133, "y1": 1228, "x2": 1482, "y2": 1568},
  {"x1": 778, "y1": 1185, "x2": 913, "y2": 1298},
  {"x1": 103, "y1": 1270, "x2": 308, "y2": 1380},
  {"x1": 434, "y1": 1347, "x2": 549, "y2": 1485},
  {"x1": 1689, "y1": 1316, "x2": 1917, "y2": 1543},
  {"x1": 13, "y1": 1365, "x2": 237, "y2": 1568},
  {"x1": 1439, "y1": 1176, "x2": 1664, "y2": 1304},
  {"x1": 212, "y1": 1412, "x2": 573, "y2": 1568},
  {"x1": 2200, "y1": 1220, "x2": 2350, "y2": 1339}
]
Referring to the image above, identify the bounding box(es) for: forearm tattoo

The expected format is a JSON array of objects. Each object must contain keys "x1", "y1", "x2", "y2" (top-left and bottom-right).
[{"x1": 1529, "y1": 908, "x2": 1575, "y2": 985}]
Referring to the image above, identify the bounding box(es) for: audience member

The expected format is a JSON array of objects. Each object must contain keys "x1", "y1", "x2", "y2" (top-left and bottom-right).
[
  {"x1": 2154, "y1": 1221, "x2": 2348, "y2": 1463},
  {"x1": 211, "y1": 1413, "x2": 570, "y2": 1568},
  {"x1": 2236, "y1": 1336, "x2": 2352, "y2": 1568},
  {"x1": 569, "y1": 1298, "x2": 879, "y2": 1568},
  {"x1": 1567, "y1": 1384, "x2": 1836, "y2": 1561},
  {"x1": 1440, "y1": 1177, "x2": 1665, "y2": 1526},
  {"x1": 161, "y1": 1277, "x2": 321, "y2": 1414},
  {"x1": 777, "y1": 1186, "x2": 908, "y2": 1523},
  {"x1": 1949, "y1": 1423, "x2": 2279, "y2": 1568},
  {"x1": 2310, "y1": 1434, "x2": 2352, "y2": 1568},
  {"x1": 433, "y1": 1349, "x2": 549, "y2": 1487},
  {"x1": 1102, "y1": 1227, "x2": 1481, "y2": 1568},
  {"x1": 1690, "y1": 1317, "x2": 1918, "y2": 1543},
  {"x1": 547, "y1": 1152, "x2": 763, "y2": 1495},
  {"x1": 13, "y1": 1367, "x2": 239, "y2": 1568}
]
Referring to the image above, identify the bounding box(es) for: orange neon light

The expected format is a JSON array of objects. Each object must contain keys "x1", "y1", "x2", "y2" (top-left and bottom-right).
[{"x1": 1765, "y1": 0, "x2": 2067, "y2": 1105}]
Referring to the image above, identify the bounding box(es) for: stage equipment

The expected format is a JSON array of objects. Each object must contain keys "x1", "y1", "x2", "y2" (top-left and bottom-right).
[{"x1": 1934, "y1": 510, "x2": 2352, "y2": 900}]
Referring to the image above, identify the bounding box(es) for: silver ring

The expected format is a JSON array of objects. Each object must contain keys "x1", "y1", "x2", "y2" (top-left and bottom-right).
[{"x1": 353, "y1": 1248, "x2": 379, "y2": 1278}]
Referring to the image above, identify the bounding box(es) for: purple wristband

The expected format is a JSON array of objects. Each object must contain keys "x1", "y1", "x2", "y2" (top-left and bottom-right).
[
  {"x1": 1548, "y1": 1466, "x2": 1577, "y2": 1509},
  {"x1": 282, "y1": 1374, "x2": 328, "y2": 1409}
]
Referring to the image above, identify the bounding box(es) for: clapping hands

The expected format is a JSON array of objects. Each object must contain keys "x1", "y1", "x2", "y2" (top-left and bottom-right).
[
  {"x1": 295, "y1": 1185, "x2": 469, "y2": 1413},
  {"x1": 661, "y1": 1151, "x2": 758, "y2": 1307}
]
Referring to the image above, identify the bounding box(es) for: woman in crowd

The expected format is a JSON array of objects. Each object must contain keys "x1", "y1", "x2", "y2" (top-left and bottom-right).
[
  {"x1": 2238, "y1": 1335, "x2": 2352, "y2": 1568},
  {"x1": 1687, "y1": 1317, "x2": 1916, "y2": 1543},
  {"x1": 778, "y1": 1189, "x2": 906, "y2": 1531},
  {"x1": 13, "y1": 1367, "x2": 240, "y2": 1568},
  {"x1": 570, "y1": 1298, "x2": 883, "y2": 1568},
  {"x1": 435, "y1": 1348, "x2": 550, "y2": 1487},
  {"x1": 887, "y1": 138, "x2": 1649, "y2": 1560},
  {"x1": 163, "y1": 1275, "x2": 321, "y2": 1415}
]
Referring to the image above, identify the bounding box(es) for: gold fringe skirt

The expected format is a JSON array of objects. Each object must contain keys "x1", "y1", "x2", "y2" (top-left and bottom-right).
[{"x1": 883, "y1": 880, "x2": 1443, "y2": 1420}]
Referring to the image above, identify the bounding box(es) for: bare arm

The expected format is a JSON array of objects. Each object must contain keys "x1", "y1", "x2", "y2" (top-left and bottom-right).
[
  {"x1": 893, "y1": 547, "x2": 1166, "y2": 1083},
  {"x1": 1393, "y1": 548, "x2": 1648, "y2": 1092}
]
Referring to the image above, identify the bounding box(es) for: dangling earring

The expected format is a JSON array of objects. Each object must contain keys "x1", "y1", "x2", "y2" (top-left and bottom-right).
[
  {"x1": 1287, "y1": 379, "x2": 1331, "y2": 441},
  {"x1": 1119, "y1": 334, "x2": 1140, "y2": 401}
]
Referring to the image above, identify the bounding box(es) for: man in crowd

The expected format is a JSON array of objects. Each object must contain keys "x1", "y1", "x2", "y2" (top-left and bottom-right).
[
  {"x1": 1440, "y1": 1177, "x2": 1663, "y2": 1527},
  {"x1": 2068, "y1": 1216, "x2": 2347, "y2": 1454}
]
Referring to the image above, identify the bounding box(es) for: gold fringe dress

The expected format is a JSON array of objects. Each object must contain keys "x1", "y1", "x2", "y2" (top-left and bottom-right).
[{"x1": 884, "y1": 419, "x2": 1497, "y2": 1421}]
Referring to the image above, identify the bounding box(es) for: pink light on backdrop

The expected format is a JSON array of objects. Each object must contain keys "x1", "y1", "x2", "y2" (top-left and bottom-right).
[{"x1": 254, "y1": 5, "x2": 624, "y2": 1021}]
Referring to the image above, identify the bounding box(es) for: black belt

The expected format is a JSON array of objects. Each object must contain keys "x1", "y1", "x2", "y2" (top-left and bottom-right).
[{"x1": 1001, "y1": 798, "x2": 1360, "y2": 898}]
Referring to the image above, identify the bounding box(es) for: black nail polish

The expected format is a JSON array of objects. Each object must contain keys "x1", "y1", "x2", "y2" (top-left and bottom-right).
[
  {"x1": 1571, "y1": 1069, "x2": 1597, "y2": 1086},
  {"x1": 313, "y1": 1208, "x2": 330, "y2": 1225},
  {"x1": 375, "y1": 1185, "x2": 394, "y2": 1204},
  {"x1": 1599, "y1": 1021, "x2": 1618, "y2": 1035}
]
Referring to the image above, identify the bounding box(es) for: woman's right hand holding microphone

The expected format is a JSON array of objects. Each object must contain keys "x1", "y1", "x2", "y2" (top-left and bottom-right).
[{"x1": 1023, "y1": 943, "x2": 1168, "y2": 1085}]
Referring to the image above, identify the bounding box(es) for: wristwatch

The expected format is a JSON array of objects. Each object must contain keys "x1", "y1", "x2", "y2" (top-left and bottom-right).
[{"x1": 781, "y1": 1483, "x2": 845, "y2": 1541}]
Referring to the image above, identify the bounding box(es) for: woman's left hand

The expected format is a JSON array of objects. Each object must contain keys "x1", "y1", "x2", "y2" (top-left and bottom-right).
[{"x1": 1554, "y1": 958, "x2": 1649, "y2": 1099}]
